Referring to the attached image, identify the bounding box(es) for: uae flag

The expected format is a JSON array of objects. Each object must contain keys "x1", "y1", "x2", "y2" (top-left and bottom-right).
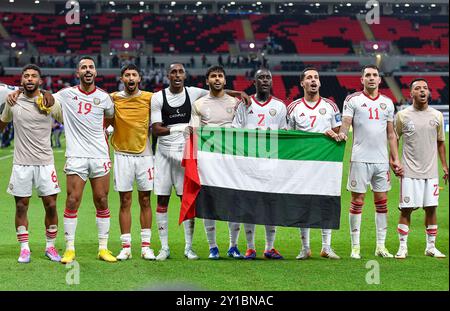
[{"x1": 180, "y1": 127, "x2": 345, "y2": 229}]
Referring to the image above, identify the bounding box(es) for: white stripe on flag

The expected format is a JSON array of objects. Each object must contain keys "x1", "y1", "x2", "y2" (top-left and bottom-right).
[{"x1": 198, "y1": 151, "x2": 342, "y2": 196}]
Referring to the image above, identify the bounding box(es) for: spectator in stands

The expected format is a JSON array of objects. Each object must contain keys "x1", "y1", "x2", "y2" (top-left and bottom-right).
[
  {"x1": 51, "y1": 119, "x2": 63, "y2": 148},
  {"x1": 112, "y1": 54, "x2": 119, "y2": 67},
  {"x1": 0, "y1": 62, "x2": 4, "y2": 76},
  {"x1": 190, "y1": 56, "x2": 195, "y2": 68},
  {"x1": 201, "y1": 54, "x2": 207, "y2": 68},
  {"x1": 218, "y1": 54, "x2": 223, "y2": 67},
  {"x1": 30, "y1": 56, "x2": 36, "y2": 64}
]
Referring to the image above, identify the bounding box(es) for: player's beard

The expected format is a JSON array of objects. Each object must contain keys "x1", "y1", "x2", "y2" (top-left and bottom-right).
[
  {"x1": 125, "y1": 82, "x2": 137, "y2": 94},
  {"x1": 23, "y1": 82, "x2": 39, "y2": 96},
  {"x1": 81, "y1": 73, "x2": 95, "y2": 85}
]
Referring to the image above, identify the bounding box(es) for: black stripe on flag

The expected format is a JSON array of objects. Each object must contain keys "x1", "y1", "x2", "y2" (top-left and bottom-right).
[{"x1": 196, "y1": 186, "x2": 341, "y2": 229}]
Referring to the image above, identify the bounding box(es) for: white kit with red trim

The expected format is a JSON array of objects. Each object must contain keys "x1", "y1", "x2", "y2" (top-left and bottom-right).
[{"x1": 53, "y1": 86, "x2": 114, "y2": 158}]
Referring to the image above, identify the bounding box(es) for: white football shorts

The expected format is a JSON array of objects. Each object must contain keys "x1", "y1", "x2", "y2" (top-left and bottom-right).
[
  {"x1": 7, "y1": 164, "x2": 61, "y2": 197},
  {"x1": 347, "y1": 162, "x2": 391, "y2": 193}
]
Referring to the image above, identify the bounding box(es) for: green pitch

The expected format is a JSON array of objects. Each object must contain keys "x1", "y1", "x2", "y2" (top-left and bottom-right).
[{"x1": 0, "y1": 135, "x2": 448, "y2": 291}]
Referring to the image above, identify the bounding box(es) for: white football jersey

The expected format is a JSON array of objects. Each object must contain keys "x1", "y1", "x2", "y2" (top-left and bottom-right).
[
  {"x1": 53, "y1": 86, "x2": 114, "y2": 158},
  {"x1": 287, "y1": 97, "x2": 342, "y2": 133},
  {"x1": 0, "y1": 83, "x2": 19, "y2": 105},
  {"x1": 232, "y1": 95, "x2": 287, "y2": 130},
  {"x1": 343, "y1": 91, "x2": 394, "y2": 163}
]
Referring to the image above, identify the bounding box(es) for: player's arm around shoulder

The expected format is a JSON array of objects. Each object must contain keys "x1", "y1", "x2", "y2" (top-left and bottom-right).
[
  {"x1": 50, "y1": 99, "x2": 64, "y2": 124},
  {"x1": 104, "y1": 94, "x2": 115, "y2": 119},
  {"x1": 0, "y1": 100, "x2": 13, "y2": 131}
]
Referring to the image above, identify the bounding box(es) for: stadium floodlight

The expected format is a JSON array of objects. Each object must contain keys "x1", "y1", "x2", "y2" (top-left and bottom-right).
[
  {"x1": 257, "y1": 1, "x2": 262, "y2": 5},
  {"x1": 34, "y1": 0, "x2": 40, "y2": 3},
  {"x1": 230, "y1": 1, "x2": 235, "y2": 5},
  {"x1": 196, "y1": 1, "x2": 202, "y2": 6},
  {"x1": 9, "y1": 0, "x2": 14, "y2": 3},
  {"x1": 315, "y1": 3, "x2": 320, "y2": 7},
  {"x1": 139, "y1": 1, "x2": 144, "y2": 6},
  {"x1": 288, "y1": 3, "x2": 293, "y2": 6},
  {"x1": 346, "y1": 3, "x2": 351, "y2": 7},
  {"x1": 109, "y1": 1, "x2": 115, "y2": 6},
  {"x1": 373, "y1": 43, "x2": 379, "y2": 50},
  {"x1": 431, "y1": 4, "x2": 436, "y2": 7},
  {"x1": 11, "y1": 42, "x2": 17, "y2": 48},
  {"x1": 404, "y1": 3, "x2": 410, "y2": 7},
  {"x1": 139, "y1": 9, "x2": 143, "y2": 13},
  {"x1": 124, "y1": 42, "x2": 130, "y2": 49},
  {"x1": 249, "y1": 43, "x2": 255, "y2": 49}
]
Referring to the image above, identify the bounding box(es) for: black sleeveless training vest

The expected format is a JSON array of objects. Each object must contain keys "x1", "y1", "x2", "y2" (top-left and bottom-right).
[{"x1": 161, "y1": 87, "x2": 192, "y2": 126}]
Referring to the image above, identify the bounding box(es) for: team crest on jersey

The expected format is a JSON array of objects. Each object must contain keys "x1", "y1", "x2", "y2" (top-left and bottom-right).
[
  {"x1": 351, "y1": 180, "x2": 357, "y2": 187},
  {"x1": 93, "y1": 98, "x2": 100, "y2": 105},
  {"x1": 269, "y1": 108, "x2": 277, "y2": 116},
  {"x1": 319, "y1": 108, "x2": 326, "y2": 115},
  {"x1": 8, "y1": 183, "x2": 13, "y2": 190},
  {"x1": 403, "y1": 196, "x2": 410, "y2": 203},
  {"x1": 226, "y1": 107, "x2": 233, "y2": 114},
  {"x1": 380, "y1": 103, "x2": 387, "y2": 110}
]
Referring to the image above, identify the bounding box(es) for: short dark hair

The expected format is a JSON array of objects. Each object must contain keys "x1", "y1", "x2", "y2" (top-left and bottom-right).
[
  {"x1": 206, "y1": 65, "x2": 225, "y2": 79},
  {"x1": 78, "y1": 56, "x2": 96, "y2": 68},
  {"x1": 361, "y1": 64, "x2": 379, "y2": 75},
  {"x1": 254, "y1": 68, "x2": 272, "y2": 79},
  {"x1": 167, "y1": 62, "x2": 185, "y2": 73},
  {"x1": 21, "y1": 64, "x2": 41, "y2": 77},
  {"x1": 300, "y1": 67, "x2": 319, "y2": 81},
  {"x1": 120, "y1": 64, "x2": 141, "y2": 77},
  {"x1": 409, "y1": 78, "x2": 429, "y2": 90}
]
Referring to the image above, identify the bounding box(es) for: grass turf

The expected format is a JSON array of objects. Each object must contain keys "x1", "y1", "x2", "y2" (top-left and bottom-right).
[{"x1": 0, "y1": 135, "x2": 448, "y2": 291}]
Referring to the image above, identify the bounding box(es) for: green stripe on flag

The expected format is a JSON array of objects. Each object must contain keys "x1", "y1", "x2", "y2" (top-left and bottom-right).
[{"x1": 197, "y1": 127, "x2": 345, "y2": 162}]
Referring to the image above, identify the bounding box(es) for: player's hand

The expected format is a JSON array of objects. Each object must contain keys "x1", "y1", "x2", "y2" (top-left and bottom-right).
[
  {"x1": 335, "y1": 132, "x2": 347, "y2": 142},
  {"x1": 184, "y1": 125, "x2": 193, "y2": 139},
  {"x1": 42, "y1": 91, "x2": 55, "y2": 108},
  {"x1": 390, "y1": 160, "x2": 404, "y2": 177},
  {"x1": 240, "y1": 92, "x2": 251, "y2": 107},
  {"x1": 6, "y1": 90, "x2": 21, "y2": 106},
  {"x1": 443, "y1": 167, "x2": 449, "y2": 185},
  {"x1": 325, "y1": 129, "x2": 338, "y2": 140}
]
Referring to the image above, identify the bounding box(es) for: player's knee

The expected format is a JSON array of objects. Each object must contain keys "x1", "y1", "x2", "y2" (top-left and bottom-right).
[
  {"x1": 15, "y1": 201, "x2": 28, "y2": 215},
  {"x1": 66, "y1": 196, "x2": 80, "y2": 210},
  {"x1": 94, "y1": 195, "x2": 108, "y2": 209},
  {"x1": 139, "y1": 196, "x2": 151, "y2": 209},
  {"x1": 119, "y1": 195, "x2": 132, "y2": 209}
]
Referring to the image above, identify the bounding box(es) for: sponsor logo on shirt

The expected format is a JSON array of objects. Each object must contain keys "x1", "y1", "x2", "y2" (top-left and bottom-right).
[
  {"x1": 429, "y1": 119, "x2": 439, "y2": 127},
  {"x1": 361, "y1": 103, "x2": 367, "y2": 108}
]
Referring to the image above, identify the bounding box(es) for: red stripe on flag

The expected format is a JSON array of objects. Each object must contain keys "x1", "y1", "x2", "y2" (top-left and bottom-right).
[{"x1": 180, "y1": 132, "x2": 200, "y2": 225}]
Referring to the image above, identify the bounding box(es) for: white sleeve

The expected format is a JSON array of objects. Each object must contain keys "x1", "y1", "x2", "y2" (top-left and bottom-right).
[
  {"x1": 50, "y1": 100, "x2": 64, "y2": 123},
  {"x1": 231, "y1": 102, "x2": 246, "y2": 128},
  {"x1": 286, "y1": 105, "x2": 296, "y2": 130},
  {"x1": 190, "y1": 100, "x2": 202, "y2": 128},
  {"x1": 342, "y1": 96, "x2": 355, "y2": 118},
  {"x1": 387, "y1": 101, "x2": 394, "y2": 122},
  {"x1": 150, "y1": 93, "x2": 163, "y2": 125},
  {"x1": 277, "y1": 103, "x2": 287, "y2": 130},
  {"x1": 188, "y1": 87, "x2": 209, "y2": 102},
  {"x1": 52, "y1": 89, "x2": 65, "y2": 104},
  {"x1": 104, "y1": 95, "x2": 114, "y2": 118},
  {"x1": 0, "y1": 101, "x2": 13, "y2": 123},
  {"x1": 331, "y1": 107, "x2": 342, "y2": 128}
]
